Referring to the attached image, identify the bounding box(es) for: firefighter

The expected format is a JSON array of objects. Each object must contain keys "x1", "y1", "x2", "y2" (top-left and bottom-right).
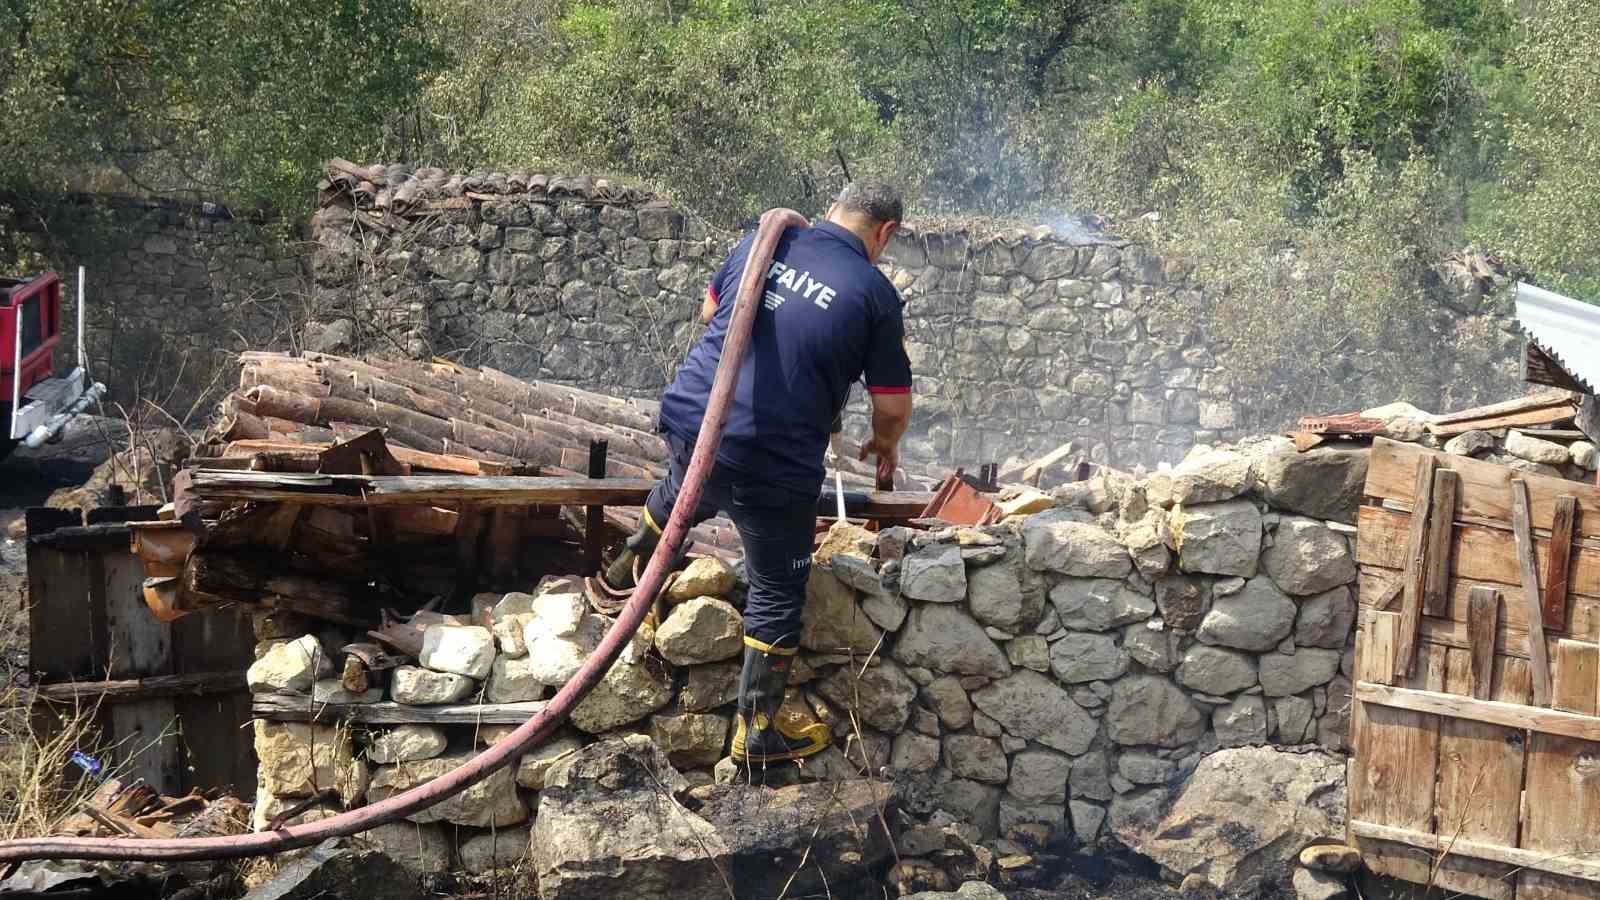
[{"x1": 600, "y1": 179, "x2": 913, "y2": 763}]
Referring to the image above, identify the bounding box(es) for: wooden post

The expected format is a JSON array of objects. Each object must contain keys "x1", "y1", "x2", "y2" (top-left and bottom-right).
[
  {"x1": 1396, "y1": 455, "x2": 1438, "y2": 678},
  {"x1": 1510, "y1": 478, "x2": 1553, "y2": 706},
  {"x1": 584, "y1": 440, "x2": 609, "y2": 573},
  {"x1": 1467, "y1": 586, "x2": 1500, "y2": 701},
  {"x1": 1422, "y1": 469, "x2": 1459, "y2": 617},
  {"x1": 1542, "y1": 495, "x2": 1578, "y2": 631}
]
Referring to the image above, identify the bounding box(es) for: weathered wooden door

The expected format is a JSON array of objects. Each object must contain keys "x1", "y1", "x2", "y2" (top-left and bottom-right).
[{"x1": 1351, "y1": 438, "x2": 1600, "y2": 899}]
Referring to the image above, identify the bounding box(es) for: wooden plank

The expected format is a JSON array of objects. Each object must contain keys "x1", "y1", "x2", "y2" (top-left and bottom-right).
[
  {"x1": 1519, "y1": 726, "x2": 1600, "y2": 900},
  {"x1": 252, "y1": 694, "x2": 547, "y2": 725},
  {"x1": 1423, "y1": 469, "x2": 1460, "y2": 617},
  {"x1": 1430, "y1": 389, "x2": 1579, "y2": 426},
  {"x1": 1397, "y1": 455, "x2": 1439, "y2": 678},
  {"x1": 1545, "y1": 496, "x2": 1579, "y2": 631},
  {"x1": 1514, "y1": 478, "x2": 1555, "y2": 705},
  {"x1": 110, "y1": 700, "x2": 181, "y2": 795},
  {"x1": 185, "y1": 470, "x2": 936, "y2": 517},
  {"x1": 21, "y1": 671, "x2": 246, "y2": 704},
  {"x1": 1430, "y1": 643, "x2": 1525, "y2": 900},
  {"x1": 1350, "y1": 614, "x2": 1436, "y2": 885},
  {"x1": 1552, "y1": 639, "x2": 1599, "y2": 715},
  {"x1": 1428, "y1": 405, "x2": 1578, "y2": 436},
  {"x1": 26, "y1": 544, "x2": 102, "y2": 680},
  {"x1": 1350, "y1": 821, "x2": 1600, "y2": 883},
  {"x1": 1355, "y1": 682, "x2": 1600, "y2": 741},
  {"x1": 1365, "y1": 437, "x2": 1600, "y2": 542},
  {"x1": 1468, "y1": 587, "x2": 1500, "y2": 700},
  {"x1": 102, "y1": 550, "x2": 170, "y2": 680}
]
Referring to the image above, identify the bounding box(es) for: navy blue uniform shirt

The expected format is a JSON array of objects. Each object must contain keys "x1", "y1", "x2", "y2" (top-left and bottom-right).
[{"x1": 657, "y1": 220, "x2": 913, "y2": 494}]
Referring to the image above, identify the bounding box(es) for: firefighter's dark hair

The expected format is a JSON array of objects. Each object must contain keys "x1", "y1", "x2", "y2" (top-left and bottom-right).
[{"x1": 833, "y1": 178, "x2": 904, "y2": 225}]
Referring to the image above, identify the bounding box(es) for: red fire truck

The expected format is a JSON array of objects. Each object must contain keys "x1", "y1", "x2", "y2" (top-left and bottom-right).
[{"x1": 1, "y1": 270, "x2": 105, "y2": 458}]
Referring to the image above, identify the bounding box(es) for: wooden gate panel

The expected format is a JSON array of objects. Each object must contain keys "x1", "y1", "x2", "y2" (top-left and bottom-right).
[{"x1": 1353, "y1": 438, "x2": 1600, "y2": 899}]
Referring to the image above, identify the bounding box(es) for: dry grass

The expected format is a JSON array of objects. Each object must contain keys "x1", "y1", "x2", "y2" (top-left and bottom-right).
[{"x1": 0, "y1": 598, "x2": 117, "y2": 843}]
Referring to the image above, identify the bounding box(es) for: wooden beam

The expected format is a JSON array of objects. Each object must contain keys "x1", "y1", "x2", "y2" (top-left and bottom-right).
[
  {"x1": 1468, "y1": 587, "x2": 1500, "y2": 700},
  {"x1": 1423, "y1": 469, "x2": 1460, "y2": 617},
  {"x1": 1354, "y1": 682, "x2": 1600, "y2": 741},
  {"x1": 1513, "y1": 478, "x2": 1555, "y2": 705},
  {"x1": 1397, "y1": 455, "x2": 1439, "y2": 678},
  {"x1": 1430, "y1": 389, "x2": 1579, "y2": 426},
  {"x1": 185, "y1": 470, "x2": 935, "y2": 517},
  {"x1": 1349, "y1": 821, "x2": 1600, "y2": 884},
  {"x1": 252, "y1": 693, "x2": 547, "y2": 725},
  {"x1": 1545, "y1": 496, "x2": 1579, "y2": 631},
  {"x1": 20, "y1": 671, "x2": 245, "y2": 705}
]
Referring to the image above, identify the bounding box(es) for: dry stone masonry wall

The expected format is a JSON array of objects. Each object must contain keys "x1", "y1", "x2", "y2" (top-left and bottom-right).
[
  {"x1": 16, "y1": 198, "x2": 311, "y2": 411},
  {"x1": 308, "y1": 167, "x2": 1245, "y2": 470},
  {"x1": 243, "y1": 434, "x2": 1367, "y2": 878}
]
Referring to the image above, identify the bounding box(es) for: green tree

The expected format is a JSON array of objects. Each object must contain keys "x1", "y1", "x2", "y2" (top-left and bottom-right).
[
  {"x1": 481, "y1": 0, "x2": 886, "y2": 224},
  {"x1": 1478, "y1": 0, "x2": 1600, "y2": 300},
  {"x1": 0, "y1": 0, "x2": 441, "y2": 214}
]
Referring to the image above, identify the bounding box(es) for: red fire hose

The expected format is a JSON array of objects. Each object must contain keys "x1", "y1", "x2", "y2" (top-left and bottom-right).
[{"x1": 0, "y1": 208, "x2": 810, "y2": 864}]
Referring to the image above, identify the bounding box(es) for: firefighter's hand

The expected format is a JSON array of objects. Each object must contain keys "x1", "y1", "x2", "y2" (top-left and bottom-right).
[{"x1": 858, "y1": 434, "x2": 899, "y2": 487}]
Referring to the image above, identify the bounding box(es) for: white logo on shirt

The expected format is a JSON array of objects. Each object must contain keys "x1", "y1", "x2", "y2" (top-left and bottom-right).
[
  {"x1": 763, "y1": 290, "x2": 786, "y2": 311},
  {"x1": 766, "y1": 260, "x2": 838, "y2": 310}
]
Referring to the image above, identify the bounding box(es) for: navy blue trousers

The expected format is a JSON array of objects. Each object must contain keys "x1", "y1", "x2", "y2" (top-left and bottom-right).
[{"x1": 644, "y1": 432, "x2": 816, "y2": 649}]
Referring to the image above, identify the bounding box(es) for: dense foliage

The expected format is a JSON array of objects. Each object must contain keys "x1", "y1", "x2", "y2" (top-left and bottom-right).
[{"x1": 4, "y1": 0, "x2": 1597, "y2": 407}]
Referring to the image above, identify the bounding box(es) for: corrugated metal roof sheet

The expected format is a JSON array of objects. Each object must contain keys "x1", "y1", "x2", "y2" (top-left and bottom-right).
[{"x1": 1515, "y1": 282, "x2": 1600, "y2": 395}]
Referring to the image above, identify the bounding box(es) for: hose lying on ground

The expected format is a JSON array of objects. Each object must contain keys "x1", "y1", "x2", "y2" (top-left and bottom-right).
[{"x1": 0, "y1": 208, "x2": 811, "y2": 864}]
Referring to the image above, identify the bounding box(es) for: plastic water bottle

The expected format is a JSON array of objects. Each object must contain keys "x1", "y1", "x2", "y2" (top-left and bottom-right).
[{"x1": 69, "y1": 751, "x2": 105, "y2": 782}]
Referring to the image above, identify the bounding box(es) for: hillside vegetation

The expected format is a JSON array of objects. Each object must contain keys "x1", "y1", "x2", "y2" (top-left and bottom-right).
[{"x1": 2, "y1": 0, "x2": 1592, "y2": 408}]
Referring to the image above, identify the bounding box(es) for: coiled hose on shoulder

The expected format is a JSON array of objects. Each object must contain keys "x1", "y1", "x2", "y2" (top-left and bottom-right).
[{"x1": 0, "y1": 208, "x2": 811, "y2": 864}]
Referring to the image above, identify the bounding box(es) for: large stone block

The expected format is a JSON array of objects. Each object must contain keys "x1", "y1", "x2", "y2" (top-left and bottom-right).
[
  {"x1": 800, "y1": 567, "x2": 883, "y2": 655},
  {"x1": 1022, "y1": 509, "x2": 1133, "y2": 577},
  {"x1": 1294, "y1": 586, "x2": 1356, "y2": 649},
  {"x1": 1048, "y1": 631, "x2": 1128, "y2": 683},
  {"x1": 1176, "y1": 645, "x2": 1259, "y2": 695},
  {"x1": 1116, "y1": 746, "x2": 1346, "y2": 895},
  {"x1": 1172, "y1": 499, "x2": 1263, "y2": 577},
  {"x1": 1170, "y1": 448, "x2": 1255, "y2": 504},
  {"x1": 900, "y1": 546, "x2": 968, "y2": 603},
  {"x1": 654, "y1": 597, "x2": 743, "y2": 666},
  {"x1": 971, "y1": 670, "x2": 1097, "y2": 755},
  {"x1": 369, "y1": 753, "x2": 526, "y2": 828},
  {"x1": 894, "y1": 604, "x2": 1012, "y2": 679},
  {"x1": 1258, "y1": 648, "x2": 1342, "y2": 697},
  {"x1": 1255, "y1": 446, "x2": 1369, "y2": 525},
  {"x1": 966, "y1": 556, "x2": 1043, "y2": 632},
  {"x1": 1104, "y1": 675, "x2": 1205, "y2": 748},
  {"x1": 1049, "y1": 578, "x2": 1156, "y2": 631},
  {"x1": 815, "y1": 658, "x2": 920, "y2": 732},
  {"x1": 247, "y1": 634, "x2": 333, "y2": 693},
  {"x1": 1007, "y1": 748, "x2": 1071, "y2": 804},
  {"x1": 255, "y1": 721, "x2": 367, "y2": 803},
  {"x1": 1197, "y1": 577, "x2": 1296, "y2": 652},
  {"x1": 419, "y1": 625, "x2": 496, "y2": 680},
  {"x1": 1262, "y1": 517, "x2": 1357, "y2": 596}
]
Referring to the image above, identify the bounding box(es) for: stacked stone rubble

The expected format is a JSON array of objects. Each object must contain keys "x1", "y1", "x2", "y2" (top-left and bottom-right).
[{"x1": 243, "y1": 433, "x2": 1368, "y2": 883}]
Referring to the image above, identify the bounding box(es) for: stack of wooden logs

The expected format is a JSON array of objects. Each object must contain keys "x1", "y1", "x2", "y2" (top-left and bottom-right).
[
  {"x1": 200, "y1": 351, "x2": 925, "y2": 553},
  {"x1": 129, "y1": 351, "x2": 936, "y2": 628}
]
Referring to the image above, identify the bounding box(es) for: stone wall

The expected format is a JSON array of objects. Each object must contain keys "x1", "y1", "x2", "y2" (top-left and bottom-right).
[
  {"x1": 308, "y1": 169, "x2": 1244, "y2": 471},
  {"x1": 13, "y1": 198, "x2": 312, "y2": 415},
  {"x1": 308, "y1": 167, "x2": 1524, "y2": 472},
  {"x1": 242, "y1": 434, "x2": 1368, "y2": 878}
]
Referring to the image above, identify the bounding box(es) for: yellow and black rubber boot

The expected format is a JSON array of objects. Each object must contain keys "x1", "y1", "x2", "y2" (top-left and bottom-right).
[
  {"x1": 730, "y1": 637, "x2": 831, "y2": 763},
  {"x1": 602, "y1": 510, "x2": 663, "y2": 592}
]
